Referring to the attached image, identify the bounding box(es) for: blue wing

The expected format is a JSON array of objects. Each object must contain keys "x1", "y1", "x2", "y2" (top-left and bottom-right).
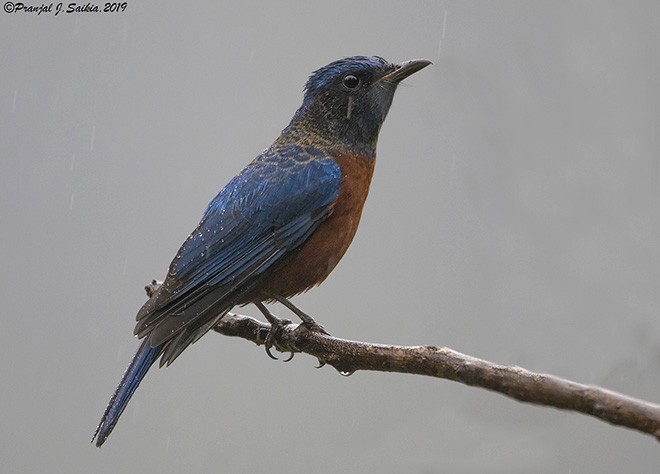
[{"x1": 134, "y1": 145, "x2": 341, "y2": 364}]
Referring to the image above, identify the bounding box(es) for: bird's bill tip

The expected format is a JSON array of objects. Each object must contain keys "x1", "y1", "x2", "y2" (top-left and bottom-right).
[{"x1": 380, "y1": 58, "x2": 432, "y2": 83}]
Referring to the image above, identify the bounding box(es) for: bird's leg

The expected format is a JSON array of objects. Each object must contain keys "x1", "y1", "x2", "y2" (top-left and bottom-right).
[
  {"x1": 268, "y1": 293, "x2": 329, "y2": 335},
  {"x1": 255, "y1": 302, "x2": 294, "y2": 361}
]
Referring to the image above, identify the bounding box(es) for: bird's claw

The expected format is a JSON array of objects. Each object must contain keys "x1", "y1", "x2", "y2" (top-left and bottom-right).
[
  {"x1": 263, "y1": 315, "x2": 294, "y2": 361},
  {"x1": 255, "y1": 299, "x2": 329, "y2": 362},
  {"x1": 265, "y1": 343, "x2": 278, "y2": 360}
]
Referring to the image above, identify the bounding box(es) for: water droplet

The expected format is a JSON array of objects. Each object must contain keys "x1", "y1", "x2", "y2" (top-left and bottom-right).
[
  {"x1": 441, "y1": 9, "x2": 448, "y2": 39},
  {"x1": 339, "y1": 370, "x2": 354, "y2": 377},
  {"x1": 437, "y1": 9, "x2": 448, "y2": 60}
]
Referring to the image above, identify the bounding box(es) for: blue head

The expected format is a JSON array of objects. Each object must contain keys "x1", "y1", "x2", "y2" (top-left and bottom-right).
[{"x1": 283, "y1": 56, "x2": 431, "y2": 153}]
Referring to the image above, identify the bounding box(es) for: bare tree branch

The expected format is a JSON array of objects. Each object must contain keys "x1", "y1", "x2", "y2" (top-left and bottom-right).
[{"x1": 145, "y1": 280, "x2": 660, "y2": 441}]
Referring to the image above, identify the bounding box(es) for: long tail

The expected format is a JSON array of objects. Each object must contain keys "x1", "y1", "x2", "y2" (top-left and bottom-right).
[{"x1": 92, "y1": 338, "x2": 162, "y2": 447}]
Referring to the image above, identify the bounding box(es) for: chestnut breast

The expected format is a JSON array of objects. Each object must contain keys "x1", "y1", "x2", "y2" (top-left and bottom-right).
[{"x1": 254, "y1": 150, "x2": 375, "y2": 299}]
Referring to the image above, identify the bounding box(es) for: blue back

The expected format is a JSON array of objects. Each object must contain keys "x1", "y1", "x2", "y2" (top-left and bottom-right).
[
  {"x1": 95, "y1": 146, "x2": 340, "y2": 446},
  {"x1": 134, "y1": 145, "x2": 341, "y2": 352}
]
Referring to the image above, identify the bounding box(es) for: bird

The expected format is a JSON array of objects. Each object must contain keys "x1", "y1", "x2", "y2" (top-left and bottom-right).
[{"x1": 92, "y1": 55, "x2": 431, "y2": 446}]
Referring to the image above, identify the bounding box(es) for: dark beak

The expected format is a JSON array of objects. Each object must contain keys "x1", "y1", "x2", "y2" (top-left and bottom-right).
[{"x1": 380, "y1": 58, "x2": 432, "y2": 83}]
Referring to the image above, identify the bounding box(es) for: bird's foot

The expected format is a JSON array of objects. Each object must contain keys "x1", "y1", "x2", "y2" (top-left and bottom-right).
[
  {"x1": 297, "y1": 319, "x2": 329, "y2": 336},
  {"x1": 268, "y1": 294, "x2": 330, "y2": 335},
  {"x1": 255, "y1": 302, "x2": 294, "y2": 361},
  {"x1": 255, "y1": 297, "x2": 330, "y2": 360}
]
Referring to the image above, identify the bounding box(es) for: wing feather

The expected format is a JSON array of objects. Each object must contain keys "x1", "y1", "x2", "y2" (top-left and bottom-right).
[{"x1": 134, "y1": 146, "x2": 341, "y2": 364}]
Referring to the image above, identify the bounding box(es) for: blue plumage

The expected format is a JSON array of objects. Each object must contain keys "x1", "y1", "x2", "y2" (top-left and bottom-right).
[
  {"x1": 93, "y1": 146, "x2": 339, "y2": 447},
  {"x1": 93, "y1": 56, "x2": 430, "y2": 447},
  {"x1": 302, "y1": 56, "x2": 389, "y2": 104},
  {"x1": 134, "y1": 146, "x2": 340, "y2": 348},
  {"x1": 92, "y1": 339, "x2": 162, "y2": 446}
]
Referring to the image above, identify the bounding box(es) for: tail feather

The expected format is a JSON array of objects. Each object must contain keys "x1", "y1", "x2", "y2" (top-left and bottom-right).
[{"x1": 92, "y1": 339, "x2": 162, "y2": 447}]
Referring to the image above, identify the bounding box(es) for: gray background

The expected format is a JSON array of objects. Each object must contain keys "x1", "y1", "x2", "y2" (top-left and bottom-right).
[{"x1": 2, "y1": 1, "x2": 659, "y2": 472}]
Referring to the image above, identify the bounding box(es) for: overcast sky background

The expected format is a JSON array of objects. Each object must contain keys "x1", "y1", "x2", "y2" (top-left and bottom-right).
[{"x1": 1, "y1": 1, "x2": 659, "y2": 472}]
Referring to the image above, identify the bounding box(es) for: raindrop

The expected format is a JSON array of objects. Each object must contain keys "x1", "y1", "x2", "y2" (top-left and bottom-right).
[
  {"x1": 437, "y1": 9, "x2": 448, "y2": 59},
  {"x1": 339, "y1": 370, "x2": 354, "y2": 377},
  {"x1": 69, "y1": 192, "x2": 75, "y2": 210}
]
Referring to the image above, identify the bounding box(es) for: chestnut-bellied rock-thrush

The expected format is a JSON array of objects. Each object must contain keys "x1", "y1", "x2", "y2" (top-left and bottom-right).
[{"x1": 93, "y1": 56, "x2": 431, "y2": 446}]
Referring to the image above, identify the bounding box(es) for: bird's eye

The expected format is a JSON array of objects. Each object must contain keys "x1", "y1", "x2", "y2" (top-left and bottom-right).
[{"x1": 342, "y1": 74, "x2": 360, "y2": 89}]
